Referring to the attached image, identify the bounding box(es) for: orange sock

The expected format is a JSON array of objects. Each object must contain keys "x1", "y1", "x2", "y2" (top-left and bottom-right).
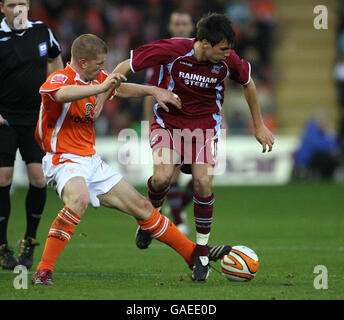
[
  {"x1": 138, "y1": 209, "x2": 196, "y2": 267},
  {"x1": 36, "y1": 206, "x2": 81, "y2": 272}
]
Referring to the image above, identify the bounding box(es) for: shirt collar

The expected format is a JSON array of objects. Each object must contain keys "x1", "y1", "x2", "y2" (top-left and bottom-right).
[
  {"x1": 1, "y1": 18, "x2": 33, "y2": 33},
  {"x1": 66, "y1": 63, "x2": 91, "y2": 84}
]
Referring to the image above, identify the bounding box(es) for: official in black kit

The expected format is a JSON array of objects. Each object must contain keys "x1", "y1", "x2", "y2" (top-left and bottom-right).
[{"x1": 0, "y1": 0, "x2": 64, "y2": 270}]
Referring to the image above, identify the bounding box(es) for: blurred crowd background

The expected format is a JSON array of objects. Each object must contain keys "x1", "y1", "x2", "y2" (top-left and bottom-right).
[{"x1": 2, "y1": 0, "x2": 344, "y2": 181}]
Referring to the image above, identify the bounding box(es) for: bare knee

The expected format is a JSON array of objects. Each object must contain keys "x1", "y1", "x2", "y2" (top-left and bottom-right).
[
  {"x1": 26, "y1": 164, "x2": 46, "y2": 188},
  {"x1": 28, "y1": 175, "x2": 46, "y2": 188},
  {"x1": 193, "y1": 175, "x2": 212, "y2": 198},
  {"x1": 0, "y1": 168, "x2": 13, "y2": 186},
  {"x1": 152, "y1": 171, "x2": 172, "y2": 191},
  {"x1": 64, "y1": 192, "x2": 89, "y2": 216}
]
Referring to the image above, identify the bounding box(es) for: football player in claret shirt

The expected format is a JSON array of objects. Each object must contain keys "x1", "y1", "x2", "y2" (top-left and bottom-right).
[
  {"x1": 99, "y1": 13, "x2": 275, "y2": 281},
  {"x1": 143, "y1": 11, "x2": 195, "y2": 237}
]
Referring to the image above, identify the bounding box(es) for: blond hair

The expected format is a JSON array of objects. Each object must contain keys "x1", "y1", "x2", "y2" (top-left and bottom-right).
[{"x1": 71, "y1": 34, "x2": 107, "y2": 61}]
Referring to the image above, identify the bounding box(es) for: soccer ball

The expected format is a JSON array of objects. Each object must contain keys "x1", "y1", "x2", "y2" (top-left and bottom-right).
[{"x1": 221, "y1": 245, "x2": 259, "y2": 281}]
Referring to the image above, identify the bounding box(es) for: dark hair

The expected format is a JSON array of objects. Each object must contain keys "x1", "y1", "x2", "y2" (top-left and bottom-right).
[
  {"x1": 196, "y1": 12, "x2": 236, "y2": 47},
  {"x1": 71, "y1": 34, "x2": 107, "y2": 61}
]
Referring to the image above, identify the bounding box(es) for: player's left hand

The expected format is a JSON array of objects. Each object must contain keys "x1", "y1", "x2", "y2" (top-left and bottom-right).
[
  {"x1": 101, "y1": 72, "x2": 127, "y2": 92},
  {"x1": 254, "y1": 125, "x2": 275, "y2": 153},
  {"x1": 93, "y1": 72, "x2": 127, "y2": 120},
  {"x1": 152, "y1": 87, "x2": 181, "y2": 112}
]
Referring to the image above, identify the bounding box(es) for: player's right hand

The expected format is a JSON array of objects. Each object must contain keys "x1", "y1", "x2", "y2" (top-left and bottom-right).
[
  {"x1": 254, "y1": 125, "x2": 275, "y2": 153},
  {"x1": 101, "y1": 72, "x2": 127, "y2": 92}
]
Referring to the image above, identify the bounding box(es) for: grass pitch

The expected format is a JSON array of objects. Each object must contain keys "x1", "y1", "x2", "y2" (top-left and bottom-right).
[{"x1": 1, "y1": 182, "x2": 343, "y2": 300}]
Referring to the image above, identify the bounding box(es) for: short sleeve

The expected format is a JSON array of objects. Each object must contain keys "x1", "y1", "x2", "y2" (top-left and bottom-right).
[
  {"x1": 47, "y1": 27, "x2": 62, "y2": 60},
  {"x1": 39, "y1": 72, "x2": 71, "y2": 101},
  {"x1": 226, "y1": 50, "x2": 251, "y2": 85},
  {"x1": 130, "y1": 39, "x2": 178, "y2": 73}
]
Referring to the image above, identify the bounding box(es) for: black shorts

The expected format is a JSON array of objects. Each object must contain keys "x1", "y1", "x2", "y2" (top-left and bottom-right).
[{"x1": 0, "y1": 125, "x2": 45, "y2": 167}]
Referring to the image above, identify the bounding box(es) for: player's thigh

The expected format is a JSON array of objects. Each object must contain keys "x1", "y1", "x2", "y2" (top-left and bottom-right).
[
  {"x1": 191, "y1": 162, "x2": 213, "y2": 197},
  {"x1": 98, "y1": 178, "x2": 152, "y2": 220},
  {"x1": 0, "y1": 125, "x2": 18, "y2": 185},
  {"x1": 62, "y1": 176, "x2": 90, "y2": 216},
  {"x1": 26, "y1": 163, "x2": 46, "y2": 188}
]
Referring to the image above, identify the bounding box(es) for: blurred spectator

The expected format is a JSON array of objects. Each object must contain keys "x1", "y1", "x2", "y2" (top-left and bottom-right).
[
  {"x1": 225, "y1": 0, "x2": 253, "y2": 58},
  {"x1": 227, "y1": 110, "x2": 248, "y2": 135},
  {"x1": 292, "y1": 113, "x2": 340, "y2": 180},
  {"x1": 248, "y1": 0, "x2": 276, "y2": 85},
  {"x1": 225, "y1": 0, "x2": 276, "y2": 86},
  {"x1": 225, "y1": 0, "x2": 252, "y2": 30},
  {"x1": 222, "y1": 0, "x2": 276, "y2": 136}
]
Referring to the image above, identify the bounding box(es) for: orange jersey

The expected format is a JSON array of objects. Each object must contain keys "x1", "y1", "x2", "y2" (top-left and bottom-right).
[{"x1": 35, "y1": 64, "x2": 116, "y2": 156}]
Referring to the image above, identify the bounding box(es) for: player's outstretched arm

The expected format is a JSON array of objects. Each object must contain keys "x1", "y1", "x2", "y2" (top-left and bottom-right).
[
  {"x1": 94, "y1": 59, "x2": 181, "y2": 118},
  {"x1": 113, "y1": 59, "x2": 181, "y2": 111},
  {"x1": 94, "y1": 59, "x2": 132, "y2": 117},
  {"x1": 100, "y1": 59, "x2": 132, "y2": 101},
  {"x1": 97, "y1": 59, "x2": 131, "y2": 100},
  {"x1": 114, "y1": 58, "x2": 132, "y2": 76},
  {"x1": 54, "y1": 72, "x2": 126, "y2": 103},
  {"x1": 116, "y1": 83, "x2": 181, "y2": 112},
  {"x1": 243, "y1": 79, "x2": 275, "y2": 153}
]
